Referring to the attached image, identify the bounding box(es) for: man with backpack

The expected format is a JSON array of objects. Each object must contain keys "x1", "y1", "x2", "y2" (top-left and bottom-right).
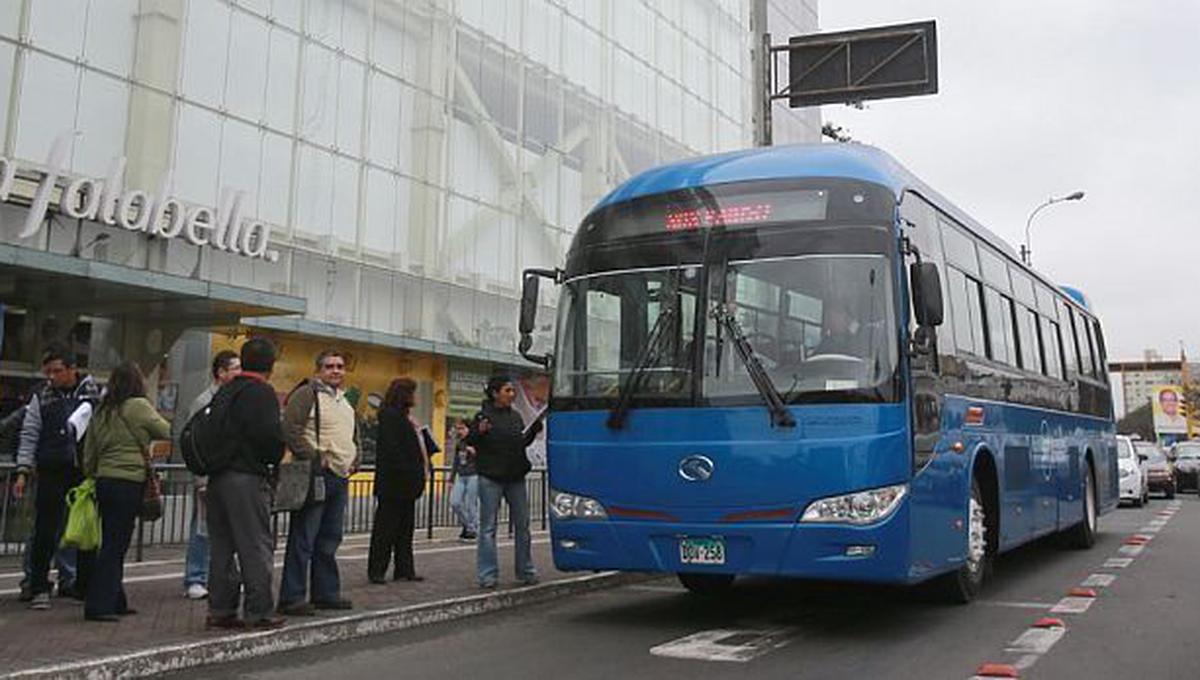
[
  {"x1": 277, "y1": 349, "x2": 359, "y2": 615},
  {"x1": 179, "y1": 350, "x2": 241, "y2": 600},
  {"x1": 13, "y1": 342, "x2": 102, "y2": 610},
  {"x1": 201, "y1": 338, "x2": 286, "y2": 630}
]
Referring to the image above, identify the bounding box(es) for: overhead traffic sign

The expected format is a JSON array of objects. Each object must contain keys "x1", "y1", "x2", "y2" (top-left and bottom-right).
[{"x1": 784, "y1": 20, "x2": 938, "y2": 107}]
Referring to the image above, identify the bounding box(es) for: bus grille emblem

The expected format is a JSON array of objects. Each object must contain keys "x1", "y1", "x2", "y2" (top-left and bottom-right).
[{"x1": 679, "y1": 455, "x2": 715, "y2": 482}]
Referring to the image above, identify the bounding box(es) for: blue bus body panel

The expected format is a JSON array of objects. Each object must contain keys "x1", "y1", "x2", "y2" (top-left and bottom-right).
[
  {"x1": 594, "y1": 144, "x2": 907, "y2": 212},
  {"x1": 548, "y1": 397, "x2": 1115, "y2": 584},
  {"x1": 549, "y1": 404, "x2": 927, "y2": 583}
]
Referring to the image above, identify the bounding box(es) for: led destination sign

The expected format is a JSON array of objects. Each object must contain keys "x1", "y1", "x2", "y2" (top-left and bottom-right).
[{"x1": 660, "y1": 190, "x2": 827, "y2": 232}]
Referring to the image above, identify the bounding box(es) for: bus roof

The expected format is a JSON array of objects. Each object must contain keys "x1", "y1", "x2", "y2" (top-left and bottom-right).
[{"x1": 592, "y1": 143, "x2": 1096, "y2": 317}]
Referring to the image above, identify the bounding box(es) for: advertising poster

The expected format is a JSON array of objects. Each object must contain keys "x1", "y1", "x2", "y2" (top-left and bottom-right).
[{"x1": 1152, "y1": 384, "x2": 1188, "y2": 435}]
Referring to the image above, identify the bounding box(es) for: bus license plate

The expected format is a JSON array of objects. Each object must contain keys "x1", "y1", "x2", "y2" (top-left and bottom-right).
[{"x1": 679, "y1": 537, "x2": 725, "y2": 565}]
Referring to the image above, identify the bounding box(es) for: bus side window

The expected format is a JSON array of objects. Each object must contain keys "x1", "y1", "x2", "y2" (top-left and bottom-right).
[
  {"x1": 1040, "y1": 316, "x2": 1064, "y2": 380},
  {"x1": 966, "y1": 276, "x2": 987, "y2": 360},
  {"x1": 1090, "y1": 319, "x2": 1108, "y2": 381},
  {"x1": 1016, "y1": 306, "x2": 1040, "y2": 373},
  {"x1": 1070, "y1": 308, "x2": 1095, "y2": 377},
  {"x1": 946, "y1": 268, "x2": 975, "y2": 355},
  {"x1": 1058, "y1": 301, "x2": 1081, "y2": 378},
  {"x1": 983, "y1": 287, "x2": 1015, "y2": 365}
]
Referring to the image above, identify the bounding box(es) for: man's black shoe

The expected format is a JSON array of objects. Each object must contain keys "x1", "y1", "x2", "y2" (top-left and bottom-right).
[
  {"x1": 312, "y1": 598, "x2": 353, "y2": 611},
  {"x1": 277, "y1": 601, "x2": 316, "y2": 616}
]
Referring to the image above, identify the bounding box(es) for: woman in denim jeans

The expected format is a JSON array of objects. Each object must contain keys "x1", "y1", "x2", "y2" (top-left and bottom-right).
[
  {"x1": 448, "y1": 419, "x2": 479, "y2": 540},
  {"x1": 468, "y1": 377, "x2": 542, "y2": 588}
]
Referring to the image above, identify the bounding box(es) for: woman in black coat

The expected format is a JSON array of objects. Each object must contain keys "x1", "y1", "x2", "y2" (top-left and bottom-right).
[{"x1": 368, "y1": 378, "x2": 429, "y2": 583}]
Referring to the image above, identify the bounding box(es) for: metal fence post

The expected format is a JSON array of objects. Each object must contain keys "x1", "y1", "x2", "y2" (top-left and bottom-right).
[
  {"x1": 135, "y1": 517, "x2": 145, "y2": 563},
  {"x1": 426, "y1": 469, "x2": 435, "y2": 540},
  {"x1": 541, "y1": 470, "x2": 548, "y2": 530}
]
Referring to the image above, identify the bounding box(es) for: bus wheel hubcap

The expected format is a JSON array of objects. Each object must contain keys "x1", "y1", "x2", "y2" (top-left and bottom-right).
[{"x1": 967, "y1": 496, "x2": 986, "y2": 574}]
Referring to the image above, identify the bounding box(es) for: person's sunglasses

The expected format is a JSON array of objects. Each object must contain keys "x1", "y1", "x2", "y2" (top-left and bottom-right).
[{"x1": 323, "y1": 363, "x2": 345, "y2": 370}]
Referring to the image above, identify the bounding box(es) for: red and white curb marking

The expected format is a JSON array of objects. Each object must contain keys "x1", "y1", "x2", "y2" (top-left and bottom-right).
[{"x1": 970, "y1": 500, "x2": 1182, "y2": 678}]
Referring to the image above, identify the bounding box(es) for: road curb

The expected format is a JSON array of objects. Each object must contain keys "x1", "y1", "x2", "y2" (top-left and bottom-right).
[{"x1": 4, "y1": 571, "x2": 646, "y2": 679}]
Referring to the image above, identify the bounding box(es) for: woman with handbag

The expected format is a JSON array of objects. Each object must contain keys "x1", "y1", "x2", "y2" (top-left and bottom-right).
[
  {"x1": 367, "y1": 378, "x2": 430, "y2": 583},
  {"x1": 81, "y1": 361, "x2": 170, "y2": 622}
]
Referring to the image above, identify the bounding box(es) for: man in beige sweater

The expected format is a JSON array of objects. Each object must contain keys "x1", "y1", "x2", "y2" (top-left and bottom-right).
[{"x1": 277, "y1": 350, "x2": 360, "y2": 615}]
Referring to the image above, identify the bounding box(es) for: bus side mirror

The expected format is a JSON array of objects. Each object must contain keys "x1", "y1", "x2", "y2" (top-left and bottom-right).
[
  {"x1": 519, "y1": 273, "x2": 541, "y2": 336},
  {"x1": 519, "y1": 268, "x2": 562, "y2": 367},
  {"x1": 910, "y1": 262, "x2": 944, "y2": 328}
]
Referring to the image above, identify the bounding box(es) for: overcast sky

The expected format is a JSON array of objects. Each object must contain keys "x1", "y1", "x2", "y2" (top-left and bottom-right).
[{"x1": 817, "y1": 1, "x2": 1200, "y2": 364}]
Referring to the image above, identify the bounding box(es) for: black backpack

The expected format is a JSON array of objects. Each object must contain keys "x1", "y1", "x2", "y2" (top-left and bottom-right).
[{"x1": 180, "y1": 381, "x2": 251, "y2": 475}]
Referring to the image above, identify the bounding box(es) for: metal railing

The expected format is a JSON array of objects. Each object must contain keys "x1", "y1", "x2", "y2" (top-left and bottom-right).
[{"x1": 0, "y1": 462, "x2": 549, "y2": 562}]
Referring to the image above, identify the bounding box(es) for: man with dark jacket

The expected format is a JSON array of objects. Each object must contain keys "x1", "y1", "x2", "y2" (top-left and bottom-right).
[
  {"x1": 14, "y1": 342, "x2": 102, "y2": 610},
  {"x1": 205, "y1": 338, "x2": 286, "y2": 630},
  {"x1": 468, "y1": 376, "x2": 542, "y2": 589}
]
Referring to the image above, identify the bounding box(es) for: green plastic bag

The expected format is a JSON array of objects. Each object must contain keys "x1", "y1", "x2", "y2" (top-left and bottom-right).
[{"x1": 61, "y1": 479, "x2": 101, "y2": 551}]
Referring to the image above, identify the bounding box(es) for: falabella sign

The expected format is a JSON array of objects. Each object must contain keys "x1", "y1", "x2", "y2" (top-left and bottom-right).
[{"x1": 0, "y1": 133, "x2": 279, "y2": 262}]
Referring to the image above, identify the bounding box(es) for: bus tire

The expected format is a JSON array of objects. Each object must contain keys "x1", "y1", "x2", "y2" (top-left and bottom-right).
[
  {"x1": 677, "y1": 573, "x2": 735, "y2": 595},
  {"x1": 1065, "y1": 459, "x2": 1097, "y2": 550},
  {"x1": 936, "y1": 476, "x2": 989, "y2": 604}
]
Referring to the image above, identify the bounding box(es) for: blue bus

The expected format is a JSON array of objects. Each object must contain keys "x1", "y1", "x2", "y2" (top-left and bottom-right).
[{"x1": 517, "y1": 144, "x2": 1116, "y2": 602}]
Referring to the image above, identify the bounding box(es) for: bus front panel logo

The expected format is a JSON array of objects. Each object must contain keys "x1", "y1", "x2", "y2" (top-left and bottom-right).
[{"x1": 679, "y1": 455, "x2": 715, "y2": 482}]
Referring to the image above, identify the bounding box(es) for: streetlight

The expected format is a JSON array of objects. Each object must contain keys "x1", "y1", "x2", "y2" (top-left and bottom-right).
[{"x1": 1021, "y1": 191, "x2": 1085, "y2": 266}]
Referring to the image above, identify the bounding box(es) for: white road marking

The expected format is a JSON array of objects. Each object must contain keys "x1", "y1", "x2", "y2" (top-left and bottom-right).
[
  {"x1": 1118, "y1": 544, "x2": 1145, "y2": 556},
  {"x1": 1138, "y1": 526, "x2": 1160, "y2": 534},
  {"x1": 1050, "y1": 596, "x2": 1095, "y2": 614},
  {"x1": 628, "y1": 584, "x2": 689, "y2": 594},
  {"x1": 1103, "y1": 558, "x2": 1134, "y2": 569},
  {"x1": 650, "y1": 628, "x2": 795, "y2": 663},
  {"x1": 977, "y1": 600, "x2": 1054, "y2": 610},
  {"x1": 1012, "y1": 653, "x2": 1042, "y2": 670},
  {"x1": 0, "y1": 538, "x2": 551, "y2": 596},
  {"x1": 1006, "y1": 626, "x2": 1067, "y2": 655},
  {"x1": 1080, "y1": 574, "x2": 1116, "y2": 588}
]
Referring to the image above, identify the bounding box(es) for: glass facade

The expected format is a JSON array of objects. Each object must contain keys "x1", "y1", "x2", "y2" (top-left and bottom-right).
[{"x1": 0, "y1": 0, "x2": 820, "y2": 364}]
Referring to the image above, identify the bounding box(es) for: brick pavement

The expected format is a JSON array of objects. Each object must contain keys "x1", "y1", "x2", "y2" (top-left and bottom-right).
[{"x1": 0, "y1": 530, "x2": 562, "y2": 675}]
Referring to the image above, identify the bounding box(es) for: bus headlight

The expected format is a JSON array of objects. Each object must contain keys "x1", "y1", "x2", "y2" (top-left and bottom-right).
[
  {"x1": 550, "y1": 490, "x2": 608, "y2": 520},
  {"x1": 800, "y1": 484, "x2": 908, "y2": 525}
]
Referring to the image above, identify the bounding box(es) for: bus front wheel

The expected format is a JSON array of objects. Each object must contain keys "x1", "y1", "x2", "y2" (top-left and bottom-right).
[
  {"x1": 677, "y1": 573, "x2": 735, "y2": 595},
  {"x1": 936, "y1": 477, "x2": 990, "y2": 604}
]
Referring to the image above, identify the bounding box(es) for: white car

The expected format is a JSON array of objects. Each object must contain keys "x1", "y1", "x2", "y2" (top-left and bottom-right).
[{"x1": 1117, "y1": 435, "x2": 1150, "y2": 506}]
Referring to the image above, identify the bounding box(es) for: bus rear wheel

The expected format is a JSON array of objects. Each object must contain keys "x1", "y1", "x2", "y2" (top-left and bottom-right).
[
  {"x1": 1065, "y1": 459, "x2": 1097, "y2": 549},
  {"x1": 677, "y1": 573, "x2": 735, "y2": 595},
  {"x1": 936, "y1": 477, "x2": 989, "y2": 604}
]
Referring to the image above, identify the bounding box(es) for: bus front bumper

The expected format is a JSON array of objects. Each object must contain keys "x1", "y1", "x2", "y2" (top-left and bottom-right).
[{"x1": 550, "y1": 503, "x2": 914, "y2": 584}]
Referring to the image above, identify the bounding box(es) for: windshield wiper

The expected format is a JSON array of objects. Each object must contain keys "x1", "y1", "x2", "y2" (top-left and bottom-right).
[
  {"x1": 709, "y1": 302, "x2": 796, "y2": 428},
  {"x1": 606, "y1": 304, "x2": 675, "y2": 430}
]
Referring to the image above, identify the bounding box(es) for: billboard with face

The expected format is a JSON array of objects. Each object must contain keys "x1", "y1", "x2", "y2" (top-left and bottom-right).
[{"x1": 1152, "y1": 385, "x2": 1188, "y2": 435}]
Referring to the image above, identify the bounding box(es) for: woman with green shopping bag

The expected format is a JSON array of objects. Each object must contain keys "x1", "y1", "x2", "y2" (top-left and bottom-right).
[{"x1": 81, "y1": 361, "x2": 170, "y2": 622}]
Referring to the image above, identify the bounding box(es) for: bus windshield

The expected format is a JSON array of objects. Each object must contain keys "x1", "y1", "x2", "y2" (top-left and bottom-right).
[
  {"x1": 554, "y1": 265, "x2": 700, "y2": 402},
  {"x1": 705, "y1": 254, "x2": 896, "y2": 403}
]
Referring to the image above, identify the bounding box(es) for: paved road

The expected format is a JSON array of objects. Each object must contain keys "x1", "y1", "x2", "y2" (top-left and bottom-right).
[{"x1": 173, "y1": 496, "x2": 1200, "y2": 680}]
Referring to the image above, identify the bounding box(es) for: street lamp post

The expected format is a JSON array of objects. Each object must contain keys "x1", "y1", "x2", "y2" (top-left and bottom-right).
[{"x1": 1021, "y1": 191, "x2": 1085, "y2": 266}]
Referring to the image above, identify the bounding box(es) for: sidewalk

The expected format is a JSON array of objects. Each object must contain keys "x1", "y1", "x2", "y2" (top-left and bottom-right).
[{"x1": 0, "y1": 529, "x2": 616, "y2": 677}]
